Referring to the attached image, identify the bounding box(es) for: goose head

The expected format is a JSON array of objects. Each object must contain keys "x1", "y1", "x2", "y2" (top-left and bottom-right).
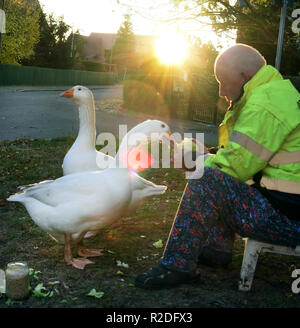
[
  {"x1": 115, "y1": 119, "x2": 171, "y2": 170},
  {"x1": 60, "y1": 85, "x2": 94, "y2": 105},
  {"x1": 125, "y1": 119, "x2": 171, "y2": 147}
]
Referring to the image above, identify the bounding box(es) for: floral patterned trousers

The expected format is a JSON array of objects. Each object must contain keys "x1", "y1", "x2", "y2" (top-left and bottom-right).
[{"x1": 161, "y1": 167, "x2": 300, "y2": 273}]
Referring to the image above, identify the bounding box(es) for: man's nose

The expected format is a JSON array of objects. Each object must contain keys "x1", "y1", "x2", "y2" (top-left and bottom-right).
[{"x1": 219, "y1": 86, "x2": 226, "y2": 98}]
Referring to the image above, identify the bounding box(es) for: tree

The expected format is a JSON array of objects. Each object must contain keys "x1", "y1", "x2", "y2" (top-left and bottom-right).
[
  {"x1": 185, "y1": 39, "x2": 221, "y2": 121},
  {"x1": 1, "y1": 0, "x2": 40, "y2": 65},
  {"x1": 112, "y1": 14, "x2": 137, "y2": 71},
  {"x1": 199, "y1": 0, "x2": 300, "y2": 75},
  {"x1": 69, "y1": 31, "x2": 86, "y2": 64},
  {"x1": 23, "y1": 11, "x2": 78, "y2": 69},
  {"x1": 118, "y1": 0, "x2": 300, "y2": 75},
  {"x1": 186, "y1": 38, "x2": 218, "y2": 75}
]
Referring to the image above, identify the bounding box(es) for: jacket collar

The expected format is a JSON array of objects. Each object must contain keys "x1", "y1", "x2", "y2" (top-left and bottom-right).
[{"x1": 233, "y1": 65, "x2": 283, "y2": 110}]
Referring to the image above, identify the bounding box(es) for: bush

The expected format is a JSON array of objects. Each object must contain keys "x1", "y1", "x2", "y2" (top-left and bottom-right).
[
  {"x1": 79, "y1": 61, "x2": 106, "y2": 72},
  {"x1": 186, "y1": 74, "x2": 220, "y2": 124},
  {"x1": 123, "y1": 79, "x2": 170, "y2": 117}
]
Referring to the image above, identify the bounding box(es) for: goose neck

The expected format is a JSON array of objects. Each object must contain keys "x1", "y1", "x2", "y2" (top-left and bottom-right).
[
  {"x1": 115, "y1": 130, "x2": 145, "y2": 169},
  {"x1": 76, "y1": 100, "x2": 96, "y2": 149}
]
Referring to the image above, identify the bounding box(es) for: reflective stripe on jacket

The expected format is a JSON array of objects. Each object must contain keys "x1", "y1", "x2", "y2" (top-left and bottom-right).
[{"x1": 205, "y1": 65, "x2": 300, "y2": 194}]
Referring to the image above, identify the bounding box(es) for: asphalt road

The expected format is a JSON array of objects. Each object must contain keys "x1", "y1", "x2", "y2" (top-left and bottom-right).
[{"x1": 0, "y1": 85, "x2": 218, "y2": 145}]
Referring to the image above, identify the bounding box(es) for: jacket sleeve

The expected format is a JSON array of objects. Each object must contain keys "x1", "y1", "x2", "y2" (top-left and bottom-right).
[{"x1": 204, "y1": 101, "x2": 290, "y2": 182}]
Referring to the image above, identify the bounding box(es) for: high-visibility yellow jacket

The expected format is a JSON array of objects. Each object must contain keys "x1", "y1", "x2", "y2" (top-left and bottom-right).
[{"x1": 204, "y1": 65, "x2": 300, "y2": 195}]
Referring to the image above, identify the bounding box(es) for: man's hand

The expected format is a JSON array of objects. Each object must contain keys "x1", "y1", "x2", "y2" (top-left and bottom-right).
[{"x1": 169, "y1": 137, "x2": 208, "y2": 171}]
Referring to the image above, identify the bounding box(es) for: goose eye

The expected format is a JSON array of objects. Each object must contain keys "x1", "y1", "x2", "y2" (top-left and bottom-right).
[
  {"x1": 161, "y1": 124, "x2": 166, "y2": 128},
  {"x1": 78, "y1": 88, "x2": 82, "y2": 91}
]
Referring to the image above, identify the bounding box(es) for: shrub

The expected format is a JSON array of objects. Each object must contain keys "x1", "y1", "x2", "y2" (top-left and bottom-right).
[
  {"x1": 79, "y1": 61, "x2": 106, "y2": 72},
  {"x1": 123, "y1": 79, "x2": 169, "y2": 116}
]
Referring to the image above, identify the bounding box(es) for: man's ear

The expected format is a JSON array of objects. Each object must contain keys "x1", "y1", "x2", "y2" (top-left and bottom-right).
[{"x1": 240, "y1": 71, "x2": 251, "y2": 84}]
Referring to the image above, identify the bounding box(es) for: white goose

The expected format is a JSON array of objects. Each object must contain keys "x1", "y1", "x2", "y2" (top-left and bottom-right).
[
  {"x1": 60, "y1": 86, "x2": 171, "y2": 234},
  {"x1": 61, "y1": 86, "x2": 114, "y2": 175},
  {"x1": 7, "y1": 121, "x2": 169, "y2": 270}
]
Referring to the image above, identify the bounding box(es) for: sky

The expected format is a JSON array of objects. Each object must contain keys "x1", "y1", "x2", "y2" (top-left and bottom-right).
[
  {"x1": 38, "y1": 0, "x2": 236, "y2": 48},
  {"x1": 38, "y1": 0, "x2": 161, "y2": 36}
]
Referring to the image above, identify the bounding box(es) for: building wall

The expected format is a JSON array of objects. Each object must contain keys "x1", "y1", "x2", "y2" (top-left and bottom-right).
[{"x1": 82, "y1": 32, "x2": 157, "y2": 64}]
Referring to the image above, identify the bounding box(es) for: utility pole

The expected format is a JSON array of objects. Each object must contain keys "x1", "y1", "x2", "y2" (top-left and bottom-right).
[
  {"x1": 275, "y1": 0, "x2": 288, "y2": 71},
  {"x1": 0, "y1": 0, "x2": 5, "y2": 58},
  {"x1": 70, "y1": 30, "x2": 74, "y2": 58},
  {"x1": 109, "y1": 48, "x2": 112, "y2": 72}
]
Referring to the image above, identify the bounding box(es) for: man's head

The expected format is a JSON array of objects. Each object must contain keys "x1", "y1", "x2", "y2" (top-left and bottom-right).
[{"x1": 214, "y1": 44, "x2": 266, "y2": 103}]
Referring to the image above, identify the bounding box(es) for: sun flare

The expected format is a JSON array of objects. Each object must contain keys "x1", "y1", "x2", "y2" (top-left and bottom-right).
[{"x1": 155, "y1": 32, "x2": 189, "y2": 65}]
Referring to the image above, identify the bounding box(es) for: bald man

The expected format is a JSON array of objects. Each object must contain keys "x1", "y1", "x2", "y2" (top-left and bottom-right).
[{"x1": 135, "y1": 44, "x2": 300, "y2": 290}]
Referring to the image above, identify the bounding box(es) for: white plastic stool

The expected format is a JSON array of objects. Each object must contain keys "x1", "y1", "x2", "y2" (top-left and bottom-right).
[{"x1": 239, "y1": 238, "x2": 300, "y2": 291}]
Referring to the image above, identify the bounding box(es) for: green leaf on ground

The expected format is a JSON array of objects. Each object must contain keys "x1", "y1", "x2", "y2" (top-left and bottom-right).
[
  {"x1": 153, "y1": 239, "x2": 163, "y2": 248},
  {"x1": 32, "y1": 283, "x2": 52, "y2": 298},
  {"x1": 87, "y1": 288, "x2": 104, "y2": 299}
]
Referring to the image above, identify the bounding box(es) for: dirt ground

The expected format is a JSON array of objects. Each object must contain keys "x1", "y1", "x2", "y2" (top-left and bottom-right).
[{"x1": 0, "y1": 138, "x2": 300, "y2": 309}]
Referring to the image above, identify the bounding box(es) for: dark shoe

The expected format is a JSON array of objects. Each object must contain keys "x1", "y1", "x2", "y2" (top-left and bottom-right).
[
  {"x1": 197, "y1": 248, "x2": 232, "y2": 268},
  {"x1": 135, "y1": 263, "x2": 200, "y2": 290}
]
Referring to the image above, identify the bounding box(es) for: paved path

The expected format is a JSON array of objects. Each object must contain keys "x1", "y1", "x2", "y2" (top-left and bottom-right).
[{"x1": 0, "y1": 85, "x2": 218, "y2": 145}]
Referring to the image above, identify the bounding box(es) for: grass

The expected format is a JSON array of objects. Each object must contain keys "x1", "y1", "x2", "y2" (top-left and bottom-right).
[{"x1": 0, "y1": 137, "x2": 300, "y2": 308}]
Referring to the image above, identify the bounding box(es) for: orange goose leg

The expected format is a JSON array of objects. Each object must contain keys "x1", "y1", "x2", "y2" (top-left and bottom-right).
[{"x1": 64, "y1": 234, "x2": 94, "y2": 270}]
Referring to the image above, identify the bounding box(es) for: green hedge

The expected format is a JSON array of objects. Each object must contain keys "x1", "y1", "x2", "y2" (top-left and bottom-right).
[
  {"x1": 123, "y1": 73, "x2": 220, "y2": 121},
  {"x1": 123, "y1": 79, "x2": 170, "y2": 116},
  {"x1": 0, "y1": 64, "x2": 119, "y2": 86},
  {"x1": 79, "y1": 61, "x2": 105, "y2": 72},
  {"x1": 123, "y1": 73, "x2": 175, "y2": 117}
]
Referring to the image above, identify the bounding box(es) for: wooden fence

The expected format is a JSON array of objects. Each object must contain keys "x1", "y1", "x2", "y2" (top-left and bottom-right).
[{"x1": 0, "y1": 64, "x2": 120, "y2": 86}]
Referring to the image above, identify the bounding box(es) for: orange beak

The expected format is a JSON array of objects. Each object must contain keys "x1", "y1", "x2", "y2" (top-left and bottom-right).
[{"x1": 60, "y1": 88, "x2": 74, "y2": 98}]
